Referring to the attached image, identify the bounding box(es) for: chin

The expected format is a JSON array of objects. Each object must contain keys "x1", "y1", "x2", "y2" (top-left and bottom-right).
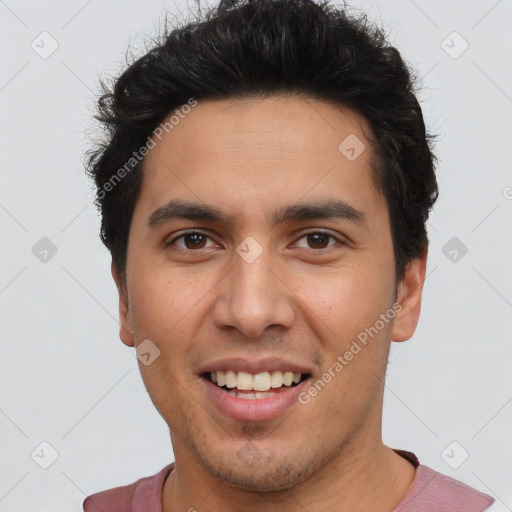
[
  {"x1": 190, "y1": 443, "x2": 324, "y2": 493},
  {"x1": 210, "y1": 459, "x2": 312, "y2": 492}
]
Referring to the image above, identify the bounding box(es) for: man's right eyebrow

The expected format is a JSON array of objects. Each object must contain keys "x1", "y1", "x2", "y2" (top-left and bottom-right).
[{"x1": 148, "y1": 200, "x2": 233, "y2": 226}]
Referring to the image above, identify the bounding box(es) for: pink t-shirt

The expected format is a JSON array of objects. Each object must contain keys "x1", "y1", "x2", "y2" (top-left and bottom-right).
[{"x1": 83, "y1": 449, "x2": 495, "y2": 511}]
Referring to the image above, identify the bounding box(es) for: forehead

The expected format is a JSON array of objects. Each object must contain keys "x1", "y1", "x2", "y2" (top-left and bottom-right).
[{"x1": 136, "y1": 95, "x2": 385, "y2": 227}]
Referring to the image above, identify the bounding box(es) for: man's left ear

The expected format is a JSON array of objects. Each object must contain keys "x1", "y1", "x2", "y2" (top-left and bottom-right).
[
  {"x1": 111, "y1": 261, "x2": 135, "y2": 347},
  {"x1": 391, "y1": 246, "x2": 428, "y2": 342}
]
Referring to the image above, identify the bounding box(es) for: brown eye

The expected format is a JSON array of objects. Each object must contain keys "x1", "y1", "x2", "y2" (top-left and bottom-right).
[
  {"x1": 295, "y1": 231, "x2": 339, "y2": 250},
  {"x1": 182, "y1": 233, "x2": 207, "y2": 249},
  {"x1": 306, "y1": 233, "x2": 331, "y2": 249},
  {"x1": 168, "y1": 231, "x2": 215, "y2": 250}
]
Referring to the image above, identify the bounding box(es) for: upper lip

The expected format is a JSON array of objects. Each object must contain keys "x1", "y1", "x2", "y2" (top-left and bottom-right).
[{"x1": 198, "y1": 357, "x2": 314, "y2": 376}]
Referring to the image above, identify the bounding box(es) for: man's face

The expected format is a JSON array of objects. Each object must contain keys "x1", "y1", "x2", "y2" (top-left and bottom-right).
[{"x1": 114, "y1": 95, "x2": 424, "y2": 491}]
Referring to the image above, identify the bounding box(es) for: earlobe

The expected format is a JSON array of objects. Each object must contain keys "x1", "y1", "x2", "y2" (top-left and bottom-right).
[
  {"x1": 111, "y1": 262, "x2": 135, "y2": 347},
  {"x1": 391, "y1": 246, "x2": 428, "y2": 343}
]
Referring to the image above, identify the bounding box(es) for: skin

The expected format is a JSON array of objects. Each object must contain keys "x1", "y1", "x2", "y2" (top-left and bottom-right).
[{"x1": 112, "y1": 95, "x2": 427, "y2": 511}]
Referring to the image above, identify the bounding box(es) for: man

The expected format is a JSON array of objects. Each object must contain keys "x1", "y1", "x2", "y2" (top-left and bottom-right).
[{"x1": 83, "y1": 0, "x2": 495, "y2": 510}]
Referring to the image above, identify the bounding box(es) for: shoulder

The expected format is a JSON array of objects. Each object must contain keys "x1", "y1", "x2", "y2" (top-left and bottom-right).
[
  {"x1": 82, "y1": 464, "x2": 174, "y2": 512},
  {"x1": 396, "y1": 464, "x2": 495, "y2": 512}
]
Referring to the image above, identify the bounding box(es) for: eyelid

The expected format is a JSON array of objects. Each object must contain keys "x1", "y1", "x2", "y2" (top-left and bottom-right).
[
  {"x1": 292, "y1": 229, "x2": 346, "y2": 249},
  {"x1": 296, "y1": 228, "x2": 345, "y2": 240},
  {"x1": 166, "y1": 229, "x2": 219, "y2": 248}
]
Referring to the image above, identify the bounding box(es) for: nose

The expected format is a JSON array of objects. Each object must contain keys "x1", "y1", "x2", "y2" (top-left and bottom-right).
[{"x1": 212, "y1": 244, "x2": 295, "y2": 338}]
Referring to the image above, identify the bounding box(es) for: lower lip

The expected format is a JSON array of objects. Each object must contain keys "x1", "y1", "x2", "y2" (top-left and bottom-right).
[{"x1": 202, "y1": 376, "x2": 309, "y2": 422}]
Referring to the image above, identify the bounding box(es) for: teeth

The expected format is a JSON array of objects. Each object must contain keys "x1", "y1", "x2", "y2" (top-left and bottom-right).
[
  {"x1": 237, "y1": 371, "x2": 253, "y2": 390},
  {"x1": 228, "y1": 390, "x2": 282, "y2": 399},
  {"x1": 211, "y1": 370, "x2": 303, "y2": 391},
  {"x1": 253, "y1": 372, "x2": 271, "y2": 391},
  {"x1": 239, "y1": 392, "x2": 256, "y2": 399},
  {"x1": 225, "y1": 370, "x2": 237, "y2": 389},
  {"x1": 283, "y1": 371, "x2": 293, "y2": 386},
  {"x1": 271, "y1": 371, "x2": 283, "y2": 388}
]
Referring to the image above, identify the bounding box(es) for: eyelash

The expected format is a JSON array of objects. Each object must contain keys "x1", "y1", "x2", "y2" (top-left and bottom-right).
[{"x1": 166, "y1": 229, "x2": 345, "y2": 253}]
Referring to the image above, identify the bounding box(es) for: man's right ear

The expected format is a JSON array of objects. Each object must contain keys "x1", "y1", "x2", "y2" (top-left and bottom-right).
[{"x1": 111, "y1": 262, "x2": 135, "y2": 347}]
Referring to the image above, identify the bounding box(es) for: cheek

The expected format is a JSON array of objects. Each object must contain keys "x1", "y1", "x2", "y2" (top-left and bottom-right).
[
  {"x1": 302, "y1": 262, "x2": 392, "y2": 335},
  {"x1": 138, "y1": 361, "x2": 190, "y2": 431},
  {"x1": 131, "y1": 267, "x2": 197, "y2": 335},
  {"x1": 132, "y1": 278, "x2": 199, "y2": 416},
  {"x1": 129, "y1": 267, "x2": 210, "y2": 379},
  {"x1": 303, "y1": 262, "x2": 394, "y2": 392}
]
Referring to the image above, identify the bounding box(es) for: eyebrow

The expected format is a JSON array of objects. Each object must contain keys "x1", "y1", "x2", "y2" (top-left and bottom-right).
[{"x1": 148, "y1": 198, "x2": 368, "y2": 228}]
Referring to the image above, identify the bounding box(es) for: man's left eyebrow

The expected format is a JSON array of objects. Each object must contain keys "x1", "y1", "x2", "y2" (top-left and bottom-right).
[
  {"x1": 272, "y1": 199, "x2": 368, "y2": 227},
  {"x1": 147, "y1": 198, "x2": 368, "y2": 228}
]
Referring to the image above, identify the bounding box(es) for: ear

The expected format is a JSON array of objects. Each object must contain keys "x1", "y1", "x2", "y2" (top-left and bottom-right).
[
  {"x1": 391, "y1": 246, "x2": 428, "y2": 342},
  {"x1": 111, "y1": 261, "x2": 135, "y2": 347}
]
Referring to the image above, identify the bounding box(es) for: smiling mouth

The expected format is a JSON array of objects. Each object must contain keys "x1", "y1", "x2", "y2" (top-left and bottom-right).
[{"x1": 203, "y1": 370, "x2": 310, "y2": 399}]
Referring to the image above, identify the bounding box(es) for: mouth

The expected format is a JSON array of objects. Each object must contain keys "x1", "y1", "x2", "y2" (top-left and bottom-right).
[
  {"x1": 203, "y1": 370, "x2": 310, "y2": 399},
  {"x1": 200, "y1": 368, "x2": 312, "y2": 422}
]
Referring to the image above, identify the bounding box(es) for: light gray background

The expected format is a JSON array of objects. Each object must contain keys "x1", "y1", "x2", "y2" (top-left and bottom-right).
[{"x1": 1, "y1": 0, "x2": 511, "y2": 510}]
